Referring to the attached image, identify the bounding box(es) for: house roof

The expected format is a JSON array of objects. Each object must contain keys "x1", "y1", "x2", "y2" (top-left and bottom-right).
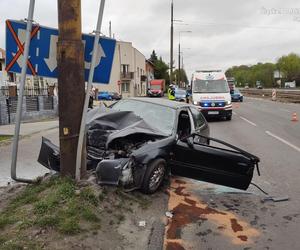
[{"x1": 146, "y1": 59, "x2": 155, "y2": 67}]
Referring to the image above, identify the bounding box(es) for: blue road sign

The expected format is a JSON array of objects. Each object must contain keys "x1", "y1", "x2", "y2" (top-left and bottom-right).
[{"x1": 5, "y1": 19, "x2": 116, "y2": 84}]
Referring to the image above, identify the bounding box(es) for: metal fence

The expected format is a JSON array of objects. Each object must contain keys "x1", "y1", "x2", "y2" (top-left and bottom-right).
[
  {"x1": 240, "y1": 89, "x2": 300, "y2": 103},
  {"x1": 1, "y1": 95, "x2": 57, "y2": 125},
  {"x1": 0, "y1": 86, "x2": 50, "y2": 97}
]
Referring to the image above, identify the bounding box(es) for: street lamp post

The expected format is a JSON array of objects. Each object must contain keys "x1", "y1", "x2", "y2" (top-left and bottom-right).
[
  {"x1": 178, "y1": 31, "x2": 191, "y2": 87},
  {"x1": 179, "y1": 49, "x2": 191, "y2": 87},
  {"x1": 170, "y1": 0, "x2": 174, "y2": 85}
]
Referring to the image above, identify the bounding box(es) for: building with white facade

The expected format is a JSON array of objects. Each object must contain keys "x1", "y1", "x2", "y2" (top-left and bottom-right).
[
  {"x1": 0, "y1": 48, "x2": 9, "y2": 86},
  {"x1": 94, "y1": 41, "x2": 147, "y2": 98}
]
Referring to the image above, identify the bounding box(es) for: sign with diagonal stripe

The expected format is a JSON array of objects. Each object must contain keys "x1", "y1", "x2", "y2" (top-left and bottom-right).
[{"x1": 5, "y1": 19, "x2": 116, "y2": 84}]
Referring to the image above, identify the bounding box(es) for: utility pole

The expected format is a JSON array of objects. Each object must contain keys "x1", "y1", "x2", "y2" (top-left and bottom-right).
[
  {"x1": 109, "y1": 21, "x2": 112, "y2": 38},
  {"x1": 57, "y1": 0, "x2": 85, "y2": 178},
  {"x1": 178, "y1": 31, "x2": 191, "y2": 87},
  {"x1": 178, "y1": 43, "x2": 181, "y2": 87},
  {"x1": 170, "y1": 0, "x2": 174, "y2": 85}
]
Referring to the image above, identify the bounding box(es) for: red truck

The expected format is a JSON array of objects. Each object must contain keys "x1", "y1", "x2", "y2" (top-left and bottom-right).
[{"x1": 147, "y1": 79, "x2": 165, "y2": 97}]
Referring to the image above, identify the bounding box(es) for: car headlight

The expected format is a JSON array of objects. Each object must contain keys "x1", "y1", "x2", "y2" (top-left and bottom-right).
[
  {"x1": 226, "y1": 100, "x2": 231, "y2": 105},
  {"x1": 193, "y1": 101, "x2": 198, "y2": 105}
]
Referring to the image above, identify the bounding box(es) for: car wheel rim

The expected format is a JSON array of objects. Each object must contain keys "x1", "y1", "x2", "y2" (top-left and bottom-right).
[{"x1": 149, "y1": 164, "x2": 165, "y2": 191}]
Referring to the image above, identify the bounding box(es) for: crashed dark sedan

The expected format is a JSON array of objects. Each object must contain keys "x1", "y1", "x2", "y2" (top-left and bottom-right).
[{"x1": 38, "y1": 98, "x2": 260, "y2": 194}]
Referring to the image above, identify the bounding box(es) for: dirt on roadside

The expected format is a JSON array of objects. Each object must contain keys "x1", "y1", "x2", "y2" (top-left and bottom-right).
[{"x1": 0, "y1": 174, "x2": 168, "y2": 250}]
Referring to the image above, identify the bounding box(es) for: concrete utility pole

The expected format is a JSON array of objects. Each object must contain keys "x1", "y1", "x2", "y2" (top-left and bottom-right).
[
  {"x1": 57, "y1": 0, "x2": 85, "y2": 178},
  {"x1": 170, "y1": 0, "x2": 174, "y2": 85},
  {"x1": 109, "y1": 21, "x2": 112, "y2": 38},
  {"x1": 178, "y1": 31, "x2": 191, "y2": 87},
  {"x1": 178, "y1": 42, "x2": 181, "y2": 86}
]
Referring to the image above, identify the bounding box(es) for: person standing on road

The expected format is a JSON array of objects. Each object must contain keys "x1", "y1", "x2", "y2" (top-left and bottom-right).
[{"x1": 168, "y1": 84, "x2": 175, "y2": 100}]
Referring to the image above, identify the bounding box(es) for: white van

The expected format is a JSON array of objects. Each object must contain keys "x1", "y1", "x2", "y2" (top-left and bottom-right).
[{"x1": 191, "y1": 70, "x2": 232, "y2": 120}]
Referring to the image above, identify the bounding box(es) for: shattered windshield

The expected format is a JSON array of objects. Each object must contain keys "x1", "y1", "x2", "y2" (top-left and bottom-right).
[{"x1": 111, "y1": 100, "x2": 176, "y2": 135}]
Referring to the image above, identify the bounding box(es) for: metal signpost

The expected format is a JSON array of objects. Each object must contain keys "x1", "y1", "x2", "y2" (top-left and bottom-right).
[
  {"x1": 6, "y1": 20, "x2": 116, "y2": 84},
  {"x1": 75, "y1": 0, "x2": 106, "y2": 180},
  {"x1": 10, "y1": 0, "x2": 36, "y2": 183},
  {"x1": 6, "y1": 1, "x2": 116, "y2": 182}
]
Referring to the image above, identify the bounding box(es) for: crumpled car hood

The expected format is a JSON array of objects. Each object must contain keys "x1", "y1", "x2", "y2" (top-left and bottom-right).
[{"x1": 86, "y1": 107, "x2": 166, "y2": 149}]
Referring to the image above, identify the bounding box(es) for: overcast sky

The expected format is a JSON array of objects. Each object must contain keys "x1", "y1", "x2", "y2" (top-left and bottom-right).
[{"x1": 1, "y1": 0, "x2": 300, "y2": 78}]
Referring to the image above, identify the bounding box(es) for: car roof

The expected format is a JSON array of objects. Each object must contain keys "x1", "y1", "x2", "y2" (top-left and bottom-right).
[{"x1": 128, "y1": 97, "x2": 191, "y2": 110}]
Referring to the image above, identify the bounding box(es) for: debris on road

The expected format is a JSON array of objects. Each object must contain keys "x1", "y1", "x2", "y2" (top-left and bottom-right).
[
  {"x1": 138, "y1": 221, "x2": 146, "y2": 227},
  {"x1": 261, "y1": 195, "x2": 290, "y2": 203},
  {"x1": 165, "y1": 211, "x2": 173, "y2": 218}
]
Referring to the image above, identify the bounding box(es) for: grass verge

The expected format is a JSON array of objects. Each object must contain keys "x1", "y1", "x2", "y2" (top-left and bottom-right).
[
  {"x1": 0, "y1": 135, "x2": 13, "y2": 142},
  {"x1": 0, "y1": 176, "x2": 102, "y2": 248}
]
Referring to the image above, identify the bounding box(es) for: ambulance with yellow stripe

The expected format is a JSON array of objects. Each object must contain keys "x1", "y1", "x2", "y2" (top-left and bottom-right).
[{"x1": 191, "y1": 70, "x2": 232, "y2": 120}]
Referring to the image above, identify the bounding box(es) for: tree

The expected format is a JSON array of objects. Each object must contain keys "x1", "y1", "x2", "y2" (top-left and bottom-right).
[
  {"x1": 153, "y1": 58, "x2": 169, "y2": 80},
  {"x1": 149, "y1": 52, "x2": 170, "y2": 85},
  {"x1": 277, "y1": 53, "x2": 300, "y2": 81},
  {"x1": 173, "y1": 68, "x2": 188, "y2": 85},
  {"x1": 226, "y1": 62, "x2": 276, "y2": 87},
  {"x1": 149, "y1": 50, "x2": 158, "y2": 63}
]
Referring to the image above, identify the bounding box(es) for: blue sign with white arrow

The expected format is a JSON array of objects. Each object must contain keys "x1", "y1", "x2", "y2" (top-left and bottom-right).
[{"x1": 5, "y1": 19, "x2": 116, "y2": 84}]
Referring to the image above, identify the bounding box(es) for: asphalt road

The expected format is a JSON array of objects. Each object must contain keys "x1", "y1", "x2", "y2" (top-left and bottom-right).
[
  {"x1": 165, "y1": 97, "x2": 300, "y2": 250},
  {"x1": 1, "y1": 97, "x2": 300, "y2": 249},
  {"x1": 0, "y1": 128, "x2": 58, "y2": 186}
]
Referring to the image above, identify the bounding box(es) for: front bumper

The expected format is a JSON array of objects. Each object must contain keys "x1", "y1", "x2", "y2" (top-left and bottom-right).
[
  {"x1": 231, "y1": 96, "x2": 243, "y2": 102},
  {"x1": 197, "y1": 105, "x2": 232, "y2": 118},
  {"x1": 148, "y1": 92, "x2": 162, "y2": 97}
]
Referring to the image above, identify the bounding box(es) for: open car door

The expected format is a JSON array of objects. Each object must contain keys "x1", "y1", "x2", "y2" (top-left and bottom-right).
[{"x1": 171, "y1": 134, "x2": 260, "y2": 190}]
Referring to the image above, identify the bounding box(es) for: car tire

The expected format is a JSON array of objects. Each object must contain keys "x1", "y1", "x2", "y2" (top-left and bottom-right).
[
  {"x1": 141, "y1": 158, "x2": 166, "y2": 194},
  {"x1": 226, "y1": 115, "x2": 232, "y2": 121}
]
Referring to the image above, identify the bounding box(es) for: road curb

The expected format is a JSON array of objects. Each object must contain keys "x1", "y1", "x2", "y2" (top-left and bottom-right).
[{"x1": 0, "y1": 125, "x2": 59, "y2": 147}]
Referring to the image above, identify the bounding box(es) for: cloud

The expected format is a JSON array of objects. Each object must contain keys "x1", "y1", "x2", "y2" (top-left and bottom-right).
[{"x1": 1, "y1": 0, "x2": 300, "y2": 78}]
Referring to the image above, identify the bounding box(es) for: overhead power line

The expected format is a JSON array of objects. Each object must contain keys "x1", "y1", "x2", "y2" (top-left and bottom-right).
[{"x1": 187, "y1": 21, "x2": 297, "y2": 31}]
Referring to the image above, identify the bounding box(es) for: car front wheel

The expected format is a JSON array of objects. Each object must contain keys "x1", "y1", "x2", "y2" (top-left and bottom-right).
[{"x1": 141, "y1": 159, "x2": 166, "y2": 194}]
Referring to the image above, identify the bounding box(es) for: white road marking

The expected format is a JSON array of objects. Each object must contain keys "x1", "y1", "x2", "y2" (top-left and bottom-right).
[
  {"x1": 265, "y1": 131, "x2": 300, "y2": 153},
  {"x1": 232, "y1": 111, "x2": 237, "y2": 115},
  {"x1": 239, "y1": 116, "x2": 257, "y2": 127}
]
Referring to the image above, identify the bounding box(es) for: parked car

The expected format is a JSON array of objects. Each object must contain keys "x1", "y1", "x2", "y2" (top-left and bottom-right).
[
  {"x1": 147, "y1": 79, "x2": 165, "y2": 97},
  {"x1": 174, "y1": 88, "x2": 187, "y2": 102},
  {"x1": 98, "y1": 91, "x2": 112, "y2": 100},
  {"x1": 231, "y1": 89, "x2": 243, "y2": 102},
  {"x1": 109, "y1": 92, "x2": 122, "y2": 100},
  {"x1": 38, "y1": 98, "x2": 260, "y2": 194}
]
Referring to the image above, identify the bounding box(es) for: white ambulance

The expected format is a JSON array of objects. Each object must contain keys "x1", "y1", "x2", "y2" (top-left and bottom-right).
[{"x1": 191, "y1": 70, "x2": 232, "y2": 120}]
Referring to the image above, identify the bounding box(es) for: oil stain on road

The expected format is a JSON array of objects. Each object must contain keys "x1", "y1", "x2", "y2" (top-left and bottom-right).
[{"x1": 164, "y1": 177, "x2": 260, "y2": 250}]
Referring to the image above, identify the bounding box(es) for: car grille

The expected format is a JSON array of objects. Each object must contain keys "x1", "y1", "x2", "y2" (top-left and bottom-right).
[{"x1": 199, "y1": 101, "x2": 226, "y2": 107}]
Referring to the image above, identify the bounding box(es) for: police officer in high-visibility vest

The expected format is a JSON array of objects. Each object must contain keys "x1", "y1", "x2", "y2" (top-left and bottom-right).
[{"x1": 168, "y1": 85, "x2": 175, "y2": 100}]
